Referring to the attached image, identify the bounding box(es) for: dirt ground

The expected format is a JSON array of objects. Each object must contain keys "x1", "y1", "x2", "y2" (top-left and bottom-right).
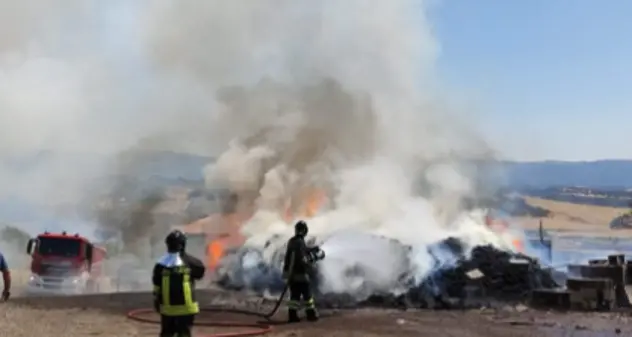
[{"x1": 1, "y1": 290, "x2": 631, "y2": 337}]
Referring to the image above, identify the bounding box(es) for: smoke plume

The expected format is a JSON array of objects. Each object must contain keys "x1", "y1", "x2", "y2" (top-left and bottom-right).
[
  {"x1": 0, "y1": 0, "x2": 509, "y2": 297},
  {"x1": 139, "y1": 0, "x2": 507, "y2": 297},
  {"x1": 0, "y1": 0, "x2": 218, "y2": 242}
]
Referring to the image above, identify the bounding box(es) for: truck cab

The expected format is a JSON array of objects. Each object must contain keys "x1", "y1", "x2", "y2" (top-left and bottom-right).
[{"x1": 25, "y1": 231, "x2": 106, "y2": 295}]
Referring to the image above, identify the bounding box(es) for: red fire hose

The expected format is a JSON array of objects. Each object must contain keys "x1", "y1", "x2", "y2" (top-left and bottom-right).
[
  {"x1": 126, "y1": 307, "x2": 273, "y2": 337},
  {"x1": 126, "y1": 286, "x2": 288, "y2": 337}
]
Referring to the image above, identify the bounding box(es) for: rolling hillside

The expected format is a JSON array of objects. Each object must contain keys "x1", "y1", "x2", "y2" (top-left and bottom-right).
[
  {"x1": 501, "y1": 160, "x2": 632, "y2": 189},
  {"x1": 518, "y1": 196, "x2": 627, "y2": 232},
  {"x1": 2, "y1": 151, "x2": 632, "y2": 230},
  {"x1": 3, "y1": 150, "x2": 632, "y2": 188}
]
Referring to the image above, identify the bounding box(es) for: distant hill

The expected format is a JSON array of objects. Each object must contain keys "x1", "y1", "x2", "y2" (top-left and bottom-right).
[
  {"x1": 113, "y1": 150, "x2": 211, "y2": 181},
  {"x1": 501, "y1": 160, "x2": 632, "y2": 189},
  {"x1": 147, "y1": 156, "x2": 632, "y2": 190},
  {"x1": 1, "y1": 150, "x2": 211, "y2": 181},
  {"x1": 4, "y1": 151, "x2": 632, "y2": 190},
  {"x1": 111, "y1": 154, "x2": 632, "y2": 189},
  {"x1": 518, "y1": 186, "x2": 632, "y2": 208},
  {"x1": 3, "y1": 151, "x2": 632, "y2": 229}
]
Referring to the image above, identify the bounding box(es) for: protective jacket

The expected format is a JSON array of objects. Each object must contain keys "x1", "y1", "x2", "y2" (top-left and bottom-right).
[
  {"x1": 283, "y1": 235, "x2": 311, "y2": 282},
  {"x1": 152, "y1": 252, "x2": 206, "y2": 316}
]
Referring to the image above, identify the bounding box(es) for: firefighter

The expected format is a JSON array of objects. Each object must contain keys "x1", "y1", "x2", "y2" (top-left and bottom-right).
[
  {"x1": 152, "y1": 230, "x2": 206, "y2": 337},
  {"x1": 282, "y1": 220, "x2": 319, "y2": 323},
  {"x1": 0, "y1": 251, "x2": 10, "y2": 301}
]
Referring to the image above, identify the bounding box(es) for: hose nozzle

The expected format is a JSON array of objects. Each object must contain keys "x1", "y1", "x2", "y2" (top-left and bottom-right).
[{"x1": 307, "y1": 246, "x2": 325, "y2": 263}]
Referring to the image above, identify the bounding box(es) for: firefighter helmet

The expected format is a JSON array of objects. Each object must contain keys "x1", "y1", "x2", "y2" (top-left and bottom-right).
[
  {"x1": 165, "y1": 229, "x2": 187, "y2": 253},
  {"x1": 295, "y1": 220, "x2": 308, "y2": 237}
]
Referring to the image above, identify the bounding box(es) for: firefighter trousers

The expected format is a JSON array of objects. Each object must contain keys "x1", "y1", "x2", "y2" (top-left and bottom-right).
[
  {"x1": 288, "y1": 281, "x2": 318, "y2": 320},
  {"x1": 160, "y1": 314, "x2": 195, "y2": 337}
]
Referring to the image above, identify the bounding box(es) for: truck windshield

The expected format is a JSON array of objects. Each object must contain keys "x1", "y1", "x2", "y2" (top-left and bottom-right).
[{"x1": 37, "y1": 237, "x2": 82, "y2": 257}]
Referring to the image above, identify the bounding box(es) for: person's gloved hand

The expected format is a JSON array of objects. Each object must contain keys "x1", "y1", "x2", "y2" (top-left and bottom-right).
[{"x1": 1, "y1": 290, "x2": 10, "y2": 301}]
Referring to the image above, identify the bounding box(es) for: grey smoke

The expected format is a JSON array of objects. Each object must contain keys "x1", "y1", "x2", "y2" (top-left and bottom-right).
[
  {"x1": 0, "y1": 0, "x2": 513, "y2": 298},
  {"x1": 144, "y1": 0, "x2": 508, "y2": 297}
]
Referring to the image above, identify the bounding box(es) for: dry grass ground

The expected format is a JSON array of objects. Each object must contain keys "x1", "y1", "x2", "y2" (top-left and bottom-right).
[
  {"x1": 4, "y1": 294, "x2": 632, "y2": 337},
  {"x1": 0, "y1": 305, "x2": 142, "y2": 337},
  {"x1": 516, "y1": 197, "x2": 632, "y2": 236}
]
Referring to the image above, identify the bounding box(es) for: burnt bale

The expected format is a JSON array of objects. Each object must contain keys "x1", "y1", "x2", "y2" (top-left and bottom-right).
[
  {"x1": 215, "y1": 234, "x2": 559, "y2": 311},
  {"x1": 413, "y1": 241, "x2": 559, "y2": 309}
]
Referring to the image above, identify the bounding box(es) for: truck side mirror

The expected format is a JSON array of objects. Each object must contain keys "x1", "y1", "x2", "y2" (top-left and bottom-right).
[
  {"x1": 26, "y1": 238, "x2": 36, "y2": 255},
  {"x1": 86, "y1": 244, "x2": 93, "y2": 262}
]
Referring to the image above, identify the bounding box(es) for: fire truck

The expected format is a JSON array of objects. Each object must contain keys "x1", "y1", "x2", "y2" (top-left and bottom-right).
[{"x1": 25, "y1": 231, "x2": 107, "y2": 295}]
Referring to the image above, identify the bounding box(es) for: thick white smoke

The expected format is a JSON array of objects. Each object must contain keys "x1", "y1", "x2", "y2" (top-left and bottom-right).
[
  {"x1": 0, "y1": 1, "x2": 219, "y2": 239},
  {"x1": 1, "y1": 0, "x2": 511, "y2": 297},
  {"x1": 138, "y1": 1, "x2": 512, "y2": 297}
]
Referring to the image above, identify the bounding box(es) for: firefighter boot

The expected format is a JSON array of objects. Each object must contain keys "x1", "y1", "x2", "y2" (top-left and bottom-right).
[
  {"x1": 305, "y1": 308, "x2": 319, "y2": 322},
  {"x1": 287, "y1": 309, "x2": 301, "y2": 323}
]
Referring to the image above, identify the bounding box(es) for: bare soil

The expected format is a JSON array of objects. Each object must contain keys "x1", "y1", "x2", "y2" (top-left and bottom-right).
[{"x1": 2, "y1": 290, "x2": 632, "y2": 337}]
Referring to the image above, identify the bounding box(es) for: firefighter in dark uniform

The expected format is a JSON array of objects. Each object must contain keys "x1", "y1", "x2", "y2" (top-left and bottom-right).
[
  {"x1": 152, "y1": 230, "x2": 206, "y2": 337},
  {"x1": 282, "y1": 220, "x2": 319, "y2": 323}
]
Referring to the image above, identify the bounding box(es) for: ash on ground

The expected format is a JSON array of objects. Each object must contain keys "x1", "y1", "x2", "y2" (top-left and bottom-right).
[{"x1": 215, "y1": 235, "x2": 560, "y2": 310}]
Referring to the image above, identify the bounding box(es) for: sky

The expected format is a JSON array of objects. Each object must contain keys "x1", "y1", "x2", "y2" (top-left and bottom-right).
[{"x1": 430, "y1": 1, "x2": 632, "y2": 161}]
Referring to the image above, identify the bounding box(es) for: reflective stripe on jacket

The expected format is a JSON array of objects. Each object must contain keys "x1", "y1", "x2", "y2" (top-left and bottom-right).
[{"x1": 152, "y1": 252, "x2": 206, "y2": 316}]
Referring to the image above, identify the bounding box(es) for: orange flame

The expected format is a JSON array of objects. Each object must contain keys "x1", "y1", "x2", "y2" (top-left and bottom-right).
[
  {"x1": 181, "y1": 188, "x2": 328, "y2": 272},
  {"x1": 283, "y1": 188, "x2": 327, "y2": 222},
  {"x1": 304, "y1": 189, "x2": 326, "y2": 217},
  {"x1": 485, "y1": 213, "x2": 524, "y2": 253},
  {"x1": 512, "y1": 238, "x2": 524, "y2": 252},
  {"x1": 284, "y1": 200, "x2": 293, "y2": 223},
  {"x1": 207, "y1": 239, "x2": 225, "y2": 271}
]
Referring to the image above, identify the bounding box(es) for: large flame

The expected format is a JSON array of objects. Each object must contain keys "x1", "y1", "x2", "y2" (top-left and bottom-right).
[
  {"x1": 184, "y1": 192, "x2": 525, "y2": 270},
  {"x1": 283, "y1": 188, "x2": 327, "y2": 222},
  {"x1": 305, "y1": 189, "x2": 327, "y2": 217},
  {"x1": 179, "y1": 212, "x2": 247, "y2": 272},
  {"x1": 184, "y1": 187, "x2": 328, "y2": 271}
]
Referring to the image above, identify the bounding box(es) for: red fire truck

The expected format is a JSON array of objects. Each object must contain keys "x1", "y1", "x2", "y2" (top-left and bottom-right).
[{"x1": 25, "y1": 231, "x2": 107, "y2": 295}]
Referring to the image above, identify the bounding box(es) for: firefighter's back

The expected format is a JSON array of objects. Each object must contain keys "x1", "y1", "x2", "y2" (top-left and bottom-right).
[
  {"x1": 285, "y1": 235, "x2": 309, "y2": 277},
  {"x1": 154, "y1": 252, "x2": 205, "y2": 316}
]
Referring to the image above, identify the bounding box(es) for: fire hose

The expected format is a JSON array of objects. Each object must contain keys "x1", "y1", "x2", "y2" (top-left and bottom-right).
[
  {"x1": 127, "y1": 245, "x2": 324, "y2": 336},
  {"x1": 126, "y1": 285, "x2": 288, "y2": 337}
]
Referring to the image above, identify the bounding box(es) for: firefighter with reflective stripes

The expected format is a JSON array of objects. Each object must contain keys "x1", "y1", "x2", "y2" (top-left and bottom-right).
[
  {"x1": 282, "y1": 220, "x2": 319, "y2": 323},
  {"x1": 153, "y1": 230, "x2": 206, "y2": 337}
]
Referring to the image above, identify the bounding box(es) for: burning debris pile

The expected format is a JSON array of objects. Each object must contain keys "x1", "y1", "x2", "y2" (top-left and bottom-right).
[
  {"x1": 374, "y1": 242, "x2": 560, "y2": 310},
  {"x1": 215, "y1": 233, "x2": 560, "y2": 310}
]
